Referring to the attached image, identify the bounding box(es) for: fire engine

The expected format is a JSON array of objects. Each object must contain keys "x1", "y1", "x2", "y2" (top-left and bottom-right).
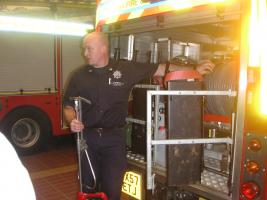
[
  {"x1": 95, "y1": 0, "x2": 267, "y2": 200},
  {"x1": 0, "y1": 31, "x2": 85, "y2": 154}
]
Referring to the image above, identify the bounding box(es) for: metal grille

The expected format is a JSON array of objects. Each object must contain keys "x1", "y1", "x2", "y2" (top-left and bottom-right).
[{"x1": 201, "y1": 170, "x2": 229, "y2": 194}]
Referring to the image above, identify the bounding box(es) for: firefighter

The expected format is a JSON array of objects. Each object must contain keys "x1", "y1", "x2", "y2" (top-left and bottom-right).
[
  {"x1": 0, "y1": 132, "x2": 36, "y2": 200},
  {"x1": 63, "y1": 31, "x2": 214, "y2": 200}
]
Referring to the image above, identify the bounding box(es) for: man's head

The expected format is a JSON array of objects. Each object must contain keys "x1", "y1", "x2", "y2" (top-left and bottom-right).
[{"x1": 83, "y1": 31, "x2": 109, "y2": 68}]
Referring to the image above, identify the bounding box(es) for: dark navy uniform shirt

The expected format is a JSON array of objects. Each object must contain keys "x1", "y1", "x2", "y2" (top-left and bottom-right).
[{"x1": 64, "y1": 59, "x2": 158, "y2": 128}]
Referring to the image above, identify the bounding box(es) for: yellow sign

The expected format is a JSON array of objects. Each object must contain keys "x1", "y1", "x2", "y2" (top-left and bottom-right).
[{"x1": 122, "y1": 171, "x2": 142, "y2": 200}]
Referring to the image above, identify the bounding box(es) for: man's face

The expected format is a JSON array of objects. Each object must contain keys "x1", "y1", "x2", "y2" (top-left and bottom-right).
[{"x1": 83, "y1": 37, "x2": 103, "y2": 67}]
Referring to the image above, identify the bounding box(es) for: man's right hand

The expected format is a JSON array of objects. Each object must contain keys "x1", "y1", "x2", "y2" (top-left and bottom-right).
[
  {"x1": 195, "y1": 60, "x2": 215, "y2": 76},
  {"x1": 70, "y1": 119, "x2": 84, "y2": 133}
]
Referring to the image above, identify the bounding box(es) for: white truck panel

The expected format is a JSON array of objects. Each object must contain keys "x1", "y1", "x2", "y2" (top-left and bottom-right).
[
  {"x1": 0, "y1": 33, "x2": 85, "y2": 93},
  {"x1": 0, "y1": 32, "x2": 55, "y2": 92},
  {"x1": 61, "y1": 35, "x2": 85, "y2": 90}
]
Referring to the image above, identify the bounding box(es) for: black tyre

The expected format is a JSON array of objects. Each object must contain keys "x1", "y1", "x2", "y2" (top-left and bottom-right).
[{"x1": 1, "y1": 107, "x2": 51, "y2": 155}]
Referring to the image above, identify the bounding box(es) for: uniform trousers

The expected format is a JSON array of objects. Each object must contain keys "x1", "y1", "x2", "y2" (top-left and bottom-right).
[{"x1": 81, "y1": 127, "x2": 126, "y2": 200}]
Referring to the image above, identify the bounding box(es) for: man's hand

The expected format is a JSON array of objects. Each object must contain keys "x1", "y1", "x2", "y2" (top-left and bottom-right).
[
  {"x1": 63, "y1": 106, "x2": 85, "y2": 132},
  {"x1": 196, "y1": 60, "x2": 215, "y2": 76},
  {"x1": 70, "y1": 119, "x2": 84, "y2": 133}
]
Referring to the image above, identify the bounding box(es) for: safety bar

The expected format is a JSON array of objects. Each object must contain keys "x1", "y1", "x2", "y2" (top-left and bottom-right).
[
  {"x1": 151, "y1": 138, "x2": 232, "y2": 145},
  {"x1": 126, "y1": 117, "x2": 146, "y2": 125},
  {"x1": 146, "y1": 90, "x2": 237, "y2": 190}
]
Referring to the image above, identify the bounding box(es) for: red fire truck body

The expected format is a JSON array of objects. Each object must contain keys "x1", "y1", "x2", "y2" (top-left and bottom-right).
[{"x1": 0, "y1": 33, "x2": 84, "y2": 154}]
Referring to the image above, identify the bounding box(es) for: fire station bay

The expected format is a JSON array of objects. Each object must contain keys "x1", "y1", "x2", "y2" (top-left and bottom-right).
[{"x1": 0, "y1": 0, "x2": 267, "y2": 200}]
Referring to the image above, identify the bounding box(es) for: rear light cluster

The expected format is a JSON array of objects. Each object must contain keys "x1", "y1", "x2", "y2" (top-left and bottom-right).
[
  {"x1": 248, "y1": 139, "x2": 262, "y2": 151},
  {"x1": 241, "y1": 138, "x2": 262, "y2": 199},
  {"x1": 241, "y1": 182, "x2": 260, "y2": 199},
  {"x1": 246, "y1": 161, "x2": 260, "y2": 174}
]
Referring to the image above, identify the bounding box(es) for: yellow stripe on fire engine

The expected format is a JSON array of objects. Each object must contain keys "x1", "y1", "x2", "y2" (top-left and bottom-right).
[
  {"x1": 248, "y1": 0, "x2": 260, "y2": 67},
  {"x1": 248, "y1": 0, "x2": 267, "y2": 114},
  {"x1": 97, "y1": 0, "x2": 229, "y2": 26},
  {"x1": 259, "y1": 0, "x2": 267, "y2": 114}
]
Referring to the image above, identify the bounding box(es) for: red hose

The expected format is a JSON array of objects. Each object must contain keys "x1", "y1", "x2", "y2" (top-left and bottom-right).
[
  {"x1": 164, "y1": 70, "x2": 203, "y2": 86},
  {"x1": 77, "y1": 192, "x2": 108, "y2": 200}
]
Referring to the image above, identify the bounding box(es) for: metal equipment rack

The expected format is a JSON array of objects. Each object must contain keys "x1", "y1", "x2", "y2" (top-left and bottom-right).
[{"x1": 146, "y1": 89, "x2": 237, "y2": 200}]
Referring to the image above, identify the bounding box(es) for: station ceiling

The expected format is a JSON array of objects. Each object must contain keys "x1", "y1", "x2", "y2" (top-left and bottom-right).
[{"x1": 0, "y1": 0, "x2": 96, "y2": 23}]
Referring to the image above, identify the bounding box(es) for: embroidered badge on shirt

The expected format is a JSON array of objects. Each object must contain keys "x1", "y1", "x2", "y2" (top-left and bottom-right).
[
  {"x1": 113, "y1": 70, "x2": 122, "y2": 79},
  {"x1": 109, "y1": 70, "x2": 124, "y2": 87}
]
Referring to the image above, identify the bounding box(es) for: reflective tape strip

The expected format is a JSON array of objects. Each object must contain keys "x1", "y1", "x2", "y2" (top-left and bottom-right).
[
  {"x1": 96, "y1": 0, "x2": 223, "y2": 26},
  {"x1": 106, "y1": 15, "x2": 119, "y2": 24},
  {"x1": 118, "y1": 13, "x2": 131, "y2": 21},
  {"x1": 128, "y1": 9, "x2": 144, "y2": 20}
]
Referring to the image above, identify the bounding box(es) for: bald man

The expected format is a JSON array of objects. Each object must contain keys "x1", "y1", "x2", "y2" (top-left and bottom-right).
[{"x1": 64, "y1": 31, "x2": 214, "y2": 200}]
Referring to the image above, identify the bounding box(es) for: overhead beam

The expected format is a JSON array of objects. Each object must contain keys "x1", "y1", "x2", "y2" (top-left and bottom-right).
[{"x1": 0, "y1": 0, "x2": 96, "y2": 9}]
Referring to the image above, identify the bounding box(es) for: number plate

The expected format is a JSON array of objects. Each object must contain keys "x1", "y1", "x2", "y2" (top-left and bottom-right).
[{"x1": 122, "y1": 171, "x2": 142, "y2": 199}]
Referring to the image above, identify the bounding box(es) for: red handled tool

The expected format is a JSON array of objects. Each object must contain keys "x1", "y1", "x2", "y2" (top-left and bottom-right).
[{"x1": 72, "y1": 96, "x2": 108, "y2": 200}]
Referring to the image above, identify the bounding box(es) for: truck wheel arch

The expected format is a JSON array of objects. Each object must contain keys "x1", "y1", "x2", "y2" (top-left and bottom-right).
[{"x1": 0, "y1": 106, "x2": 52, "y2": 155}]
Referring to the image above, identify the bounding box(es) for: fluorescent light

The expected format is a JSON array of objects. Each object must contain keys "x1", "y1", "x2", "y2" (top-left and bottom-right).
[{"x1": 0, "y1": 16, "x2": 94, "y2": 36}]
